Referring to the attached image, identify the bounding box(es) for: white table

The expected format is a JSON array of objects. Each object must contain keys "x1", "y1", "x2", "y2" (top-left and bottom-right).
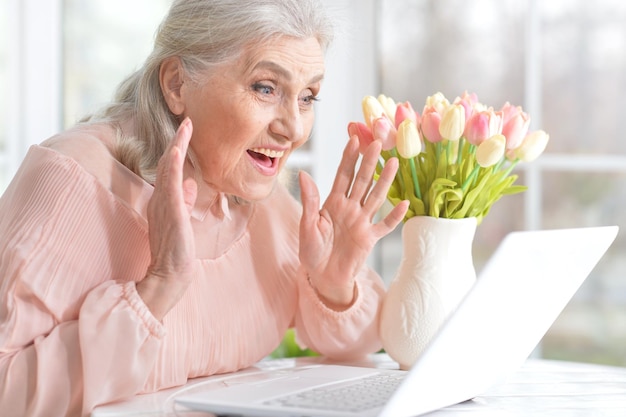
[{"x1": 92, "y1": 355, "x2": 626, "y2": 416}]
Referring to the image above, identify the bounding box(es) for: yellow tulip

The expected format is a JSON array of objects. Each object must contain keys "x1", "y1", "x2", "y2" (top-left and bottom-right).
[
  {"x1": 377, "y1": 94, "x2": 397, "y2": 120},
  {"x1": 512, "y1": 130, "x2": 549, "y2": 162},
  {"x1": 476, "y1": 134, "x2": 506, "y2": 167},
  {"x1": 362, "y1": 95, "x2": 386, "y2": 129},
  {"x1": 424, "y1": 92, "x2": 450, "y2": 114},
  {"x1": 396, "y1": 119, "x2": 421, "y2": 159},
  {"x1": 438, "y1": 104, "x2": 465, "y2": 141}
]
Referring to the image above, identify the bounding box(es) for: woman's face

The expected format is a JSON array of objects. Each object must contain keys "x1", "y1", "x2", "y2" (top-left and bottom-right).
[{"x1": 179, "y1": 36, "x2": 325, "y2": 201}]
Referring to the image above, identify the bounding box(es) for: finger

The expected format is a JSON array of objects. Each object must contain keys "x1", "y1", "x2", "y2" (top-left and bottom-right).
[
  {"x1": 169, "y1": 118, "x2": 193, "y2": 193},
  {"x1": 329, "y1": 136, "x2": 359, "y2": 197},
  {"x1": 299, "y1": 170, "x2": 320, "y2": 228},
  {"x1": 362, "y1": 156, "x2": 398, "y2": 215},
  {"x1": 174, "y1": 117, "x2": 193, "y2": 157},
  {"x1": 372, "y1": 200, "x2": 409, "y2": 239},
  {"x1": 152, "y1": 118, "x2": 193, "y2": 218},
  {"x1": 153, "y1": 118, "x2": 192, "y2": 190},
  {"x1": 167, "y1": 139, "x2": 187, "y2": 204},
  {"x1": 348, "y1": 139, "x2": 381, "y2": 203},
  {"x1": 182, "y1": 177, "x2": 198, "y2": 215}
]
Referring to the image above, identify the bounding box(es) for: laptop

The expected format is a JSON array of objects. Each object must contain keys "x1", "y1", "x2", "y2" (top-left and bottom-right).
[{"x1": 174, "y1": 225, "x2": 618, "y2": 417}]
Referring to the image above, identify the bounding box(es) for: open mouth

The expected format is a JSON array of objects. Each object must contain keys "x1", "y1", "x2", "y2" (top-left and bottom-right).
[{"x1": 247, "y1": 147, "x2": 285, "y2": 173}]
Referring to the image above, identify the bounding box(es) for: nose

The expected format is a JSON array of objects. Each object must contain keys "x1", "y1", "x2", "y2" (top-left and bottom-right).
[{"x1": 270, "y1": 97, "x2": 305, "y2": 142}]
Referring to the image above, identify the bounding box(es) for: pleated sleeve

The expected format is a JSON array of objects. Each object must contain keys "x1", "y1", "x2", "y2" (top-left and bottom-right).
[{"x1": 0, "y1": 146, "x2": 163, "y2": 417}]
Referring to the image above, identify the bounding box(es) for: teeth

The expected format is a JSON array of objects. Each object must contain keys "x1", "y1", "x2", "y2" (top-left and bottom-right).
[{"x1": 250, "y1": 148, "x2": 285, "y2": 158}]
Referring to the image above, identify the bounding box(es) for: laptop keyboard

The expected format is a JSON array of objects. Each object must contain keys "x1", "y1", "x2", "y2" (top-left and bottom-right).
[{"x1": 263, "y1": 372, "x2": 405, "y2": 412}]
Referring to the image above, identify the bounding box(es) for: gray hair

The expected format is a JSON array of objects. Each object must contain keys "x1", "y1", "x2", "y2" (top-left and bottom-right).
[{"x1": 88, "y1": 0, "x2": 334, "y2": 183}]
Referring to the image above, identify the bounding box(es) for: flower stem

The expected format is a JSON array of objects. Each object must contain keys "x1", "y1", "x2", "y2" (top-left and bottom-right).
[
  {"x1": 461, "y1": 164, "x2": 480, "y2": 192},
  {"x1": 446, "y1": 140, "x2": 454, "y2": 165},
  {"x1": 501, "y1": 158, "x2": 520, "y2": 178},
  {"x1": 409, "y1": 157, "x2": 422, "y2": 200},
  {"x1": 456, "y1": 137, "x2": 465, "y2": 166},
  {"x1": 390, "y1": 148, "x2": 406, "y2": 192}
]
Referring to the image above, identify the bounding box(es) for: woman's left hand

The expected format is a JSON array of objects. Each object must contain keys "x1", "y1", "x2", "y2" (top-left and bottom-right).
[{"x1": 298, "y1": 136, "x2": 409, "y2": 310}]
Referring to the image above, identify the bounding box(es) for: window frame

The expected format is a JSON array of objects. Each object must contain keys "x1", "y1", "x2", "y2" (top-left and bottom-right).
[{"x1": 4, "y1": 0, "x2": 626, "y2": 256}]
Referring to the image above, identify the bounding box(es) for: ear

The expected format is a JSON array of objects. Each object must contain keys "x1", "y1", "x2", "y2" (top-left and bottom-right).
[{"x1": 160, "y1": 56, "x2": 186, "y2": 116}]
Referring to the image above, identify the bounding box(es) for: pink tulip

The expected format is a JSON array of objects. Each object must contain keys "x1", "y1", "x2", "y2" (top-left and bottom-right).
[
  {"x1": 348, "y1": 121, "x2": 374, "y2": 154},
  {"x1": 420, "y1": 108, "x2": 443, "y2": 143},
  {"x1": 464, "y1": 109, "x2": 503, "y2": 146},
  {"x1": 394, "y1": 101, "x2": 419, "y2": 129},
  {"x1": 453, "y1": 91, "x2": 479, "y2": 120},
  {"x1": 501, "y1": 102, "x2": 530, "y2": 150},
  {"x1": 372, "y1": 116, "x2": 397, "y2": 151}
]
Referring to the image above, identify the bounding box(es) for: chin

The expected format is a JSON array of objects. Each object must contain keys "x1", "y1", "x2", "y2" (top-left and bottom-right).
[{"x1": 233, "y1": 181, "x2": 278, "y2": 203}]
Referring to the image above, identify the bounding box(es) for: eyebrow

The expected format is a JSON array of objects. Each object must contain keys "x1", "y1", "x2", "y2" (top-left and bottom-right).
[{"x1": 252, "y1": 60, "x2": 325, "y2": 85}]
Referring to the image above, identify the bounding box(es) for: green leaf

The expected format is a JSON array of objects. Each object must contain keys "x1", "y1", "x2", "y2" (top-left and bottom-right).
[
  {"x1": 377, "y1": 130, "x2": 533, "y2": 223},
  {"x1": 428, "y1": 178, "x2": 458, "y2": 217},
  {"x1": 270, "y1": 329, "x2": 318, "y2": 358},
  {"x1": 453, "y1": 168, "x2": 492, "y2": 218}
]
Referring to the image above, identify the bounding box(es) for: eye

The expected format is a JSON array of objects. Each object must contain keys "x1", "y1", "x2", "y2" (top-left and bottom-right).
[
  {"x1": 301, "y1": 94, "x2": 320, "y2": 105},
  {"x1": 252, "y1": 82, "x2": 275, "y2": 96},
  {"x1": 299, "y1": 88, "x2": 320, "y2": 108}
]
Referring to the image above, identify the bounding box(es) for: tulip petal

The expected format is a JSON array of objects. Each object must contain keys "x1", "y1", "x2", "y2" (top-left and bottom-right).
[
  {"x1": 377, "y1": 94, "x2": 397, "y2": 120},
  {"x1": 362, "y1": 95, "x2": 386, "y2": 129},
  {"x1": 373, "y1": 117, "x2": 397, "y2": 151},
  {"x1": 394, "y1": 101, "x2": 419, "y2": 129},
  {"x1": 396, "y1": 119, "x2": 421, "y2": 159},
  {"x1": 476, "y1": 134, "x2": 506, "y2": 167},
  {"x1": 439, "y1": 104, "x2": 465, "y2": 141},
  {"x1": 514, "y1": 130, "x2": 549, "y2": 162},
  {"x1": 348, "y1": 121, "x2": 374, "y2": 155}
]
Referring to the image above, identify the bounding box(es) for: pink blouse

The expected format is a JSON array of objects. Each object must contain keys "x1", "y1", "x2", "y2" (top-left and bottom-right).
[{"x1": 0, "y1": 126, "x2": 385, "y2": 416}]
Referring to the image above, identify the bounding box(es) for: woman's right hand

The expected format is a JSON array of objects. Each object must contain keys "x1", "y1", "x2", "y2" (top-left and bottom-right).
[{"x1": 136, "y1": 117, "x2": 198, "y2": 320}]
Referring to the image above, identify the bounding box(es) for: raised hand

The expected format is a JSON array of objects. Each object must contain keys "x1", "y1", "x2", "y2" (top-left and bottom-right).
[
  {"x1": 136, "y1": 117, "x2": 199, "y2": 320},
  {"x1": 298, "y1": 136, "x2": 409, "y2": 310}
]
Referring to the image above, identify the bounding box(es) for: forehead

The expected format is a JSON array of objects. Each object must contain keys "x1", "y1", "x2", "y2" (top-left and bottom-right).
[{"x1": 237, "y1": 36, "x2": 326, "y2": 82}]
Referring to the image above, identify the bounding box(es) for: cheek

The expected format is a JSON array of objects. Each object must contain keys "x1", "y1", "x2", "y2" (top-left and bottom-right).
[
  {"x1": 296, "y1": 115, "x2": 315, "y2": 147},
  {"x1": 293, "y1": 134, "x2": 310, "y2": 150},
  {"x1": 192, "y1": 130, "x2": 250, "y2": 175}
]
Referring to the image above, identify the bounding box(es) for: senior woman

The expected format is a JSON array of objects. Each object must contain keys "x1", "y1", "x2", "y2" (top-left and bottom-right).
[{"x1": 0, "y1": 0, "x2": 408, "y2": 416}]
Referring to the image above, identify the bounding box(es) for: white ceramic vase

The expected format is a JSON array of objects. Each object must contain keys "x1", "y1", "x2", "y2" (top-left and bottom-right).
[{"x1": 380, "y1": 216, "x2": 477, "y2": 370}]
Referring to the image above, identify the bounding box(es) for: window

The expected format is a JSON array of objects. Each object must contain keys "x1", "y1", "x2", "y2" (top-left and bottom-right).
[
  {"x1": 2, "y1": 0, "x2": 624, "y2": 366},
  {"x1": 63, "y1": 0, "x2": 172, "y2": 126},
  {"x1": 376, "y1": 0, "x2": 626, "y2": 366},
  {"x1": 0, "y1": 0, "x2": 63, "y2": 193}
]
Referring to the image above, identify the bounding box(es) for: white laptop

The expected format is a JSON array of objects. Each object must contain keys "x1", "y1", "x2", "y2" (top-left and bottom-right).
[{"x1": 174, "y1": 225, "x2": 618, "y2": 417}]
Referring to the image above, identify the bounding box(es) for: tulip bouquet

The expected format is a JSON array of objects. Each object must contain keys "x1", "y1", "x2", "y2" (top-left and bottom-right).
[{"x1": 348, "y1": 91, "x2": 549, "y2": 224}]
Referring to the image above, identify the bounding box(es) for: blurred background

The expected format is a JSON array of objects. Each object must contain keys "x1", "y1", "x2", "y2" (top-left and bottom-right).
[{"x1": 1, "y1": 0, "x2": 624, "y2": 365}]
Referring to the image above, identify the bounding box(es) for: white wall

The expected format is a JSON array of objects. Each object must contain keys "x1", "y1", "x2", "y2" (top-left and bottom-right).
[{"x1": 311, "y1": 0, "x2": 379, "y2": 199}]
